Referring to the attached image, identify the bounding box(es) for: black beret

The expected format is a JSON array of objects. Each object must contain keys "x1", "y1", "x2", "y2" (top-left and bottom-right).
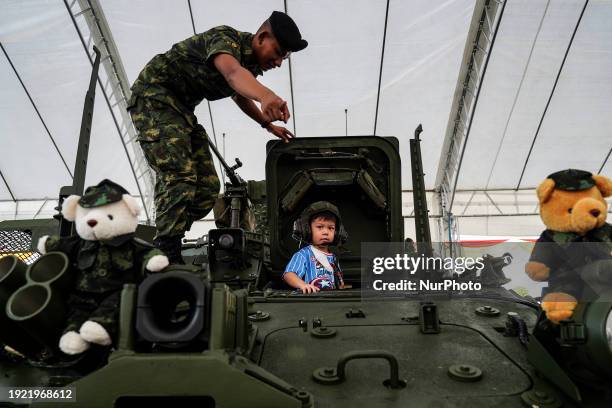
[
  {"x1": 547, "y1": 169, "x2": 595, "y2": 191},
  {"x1": 269, "y1": 11, "x2": 308, "y2": 53},
  {"x1": 79, "y1": 179, "x2": 129, "y2": 208}
]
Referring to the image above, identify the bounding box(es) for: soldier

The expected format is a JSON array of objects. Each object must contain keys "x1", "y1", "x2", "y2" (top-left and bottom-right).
[{"x1": 128, "y1": 11, "x2": 308, "y2": 263}]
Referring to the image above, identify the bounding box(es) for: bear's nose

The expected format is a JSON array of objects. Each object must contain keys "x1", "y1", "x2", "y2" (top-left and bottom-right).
[
  {"x1": 590, "y1": 209, "x2": 601, "y2": 218},
  {"x1": 87, "y1": 219, "x2": 98, "y2": 227}
]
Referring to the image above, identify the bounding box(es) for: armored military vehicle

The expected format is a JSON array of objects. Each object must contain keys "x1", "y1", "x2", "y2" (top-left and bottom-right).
[{"x1": 1, "y1": 50, "x2": 611, "y2": 408}]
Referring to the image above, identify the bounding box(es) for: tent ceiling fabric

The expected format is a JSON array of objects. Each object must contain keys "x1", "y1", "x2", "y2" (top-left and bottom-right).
[
  {"x1": 458, "y1": 0, "x2": 612, "y2": 190},
  {"x1": 1, "y1": 1, "x2": 610, "y2": 214},
  {"x1": 0, "y1": 0, "x2": 142, "y2": 201}
]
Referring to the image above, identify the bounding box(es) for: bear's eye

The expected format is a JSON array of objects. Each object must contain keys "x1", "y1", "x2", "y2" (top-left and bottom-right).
[
  {"x1": 107, "y1": 214, "x2": 114, "y2": 220},
  {"x1": 567, "y1": 208, "x2": 572, "y2": 214}
]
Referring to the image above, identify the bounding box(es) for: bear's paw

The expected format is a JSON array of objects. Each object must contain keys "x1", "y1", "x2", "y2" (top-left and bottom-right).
[
  {"x1": 79, "y1": 321, "x2": 112, "y2": 346},
  {"x1": 59, "y1": 331, "x2": 89, "y2": 355},
  {"x1": 146, "y1": 255, "x2": 170, "y2": 272}
]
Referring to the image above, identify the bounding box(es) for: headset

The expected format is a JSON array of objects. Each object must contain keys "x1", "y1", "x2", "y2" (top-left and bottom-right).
[{"x1": 292, "y1": 201, "x2": 348, "y2": 246}]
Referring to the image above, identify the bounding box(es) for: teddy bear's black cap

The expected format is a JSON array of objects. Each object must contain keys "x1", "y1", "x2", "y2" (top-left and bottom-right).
[
  {"x1": 79, "y1": 179, "x2": 129, "y2": 208},
  {"x1": 547, "y1": 169, "x2": 595, "y2": 191}
]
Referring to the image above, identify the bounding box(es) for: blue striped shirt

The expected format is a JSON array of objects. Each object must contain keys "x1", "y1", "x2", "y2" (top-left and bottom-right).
[{"x1": 284, "y1": 246, "x2": 340, "y2": 290}]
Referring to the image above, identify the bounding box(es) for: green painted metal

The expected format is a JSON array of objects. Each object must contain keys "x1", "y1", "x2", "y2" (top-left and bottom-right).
[
  {"x1": 31, "y1": 351, "x2": 305, "y2": 408},
  {"x1": 0, "y1": 256, "x2": 46, "y2": 358}
]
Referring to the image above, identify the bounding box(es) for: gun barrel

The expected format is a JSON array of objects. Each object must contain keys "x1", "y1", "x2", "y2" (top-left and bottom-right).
[{"x1": 206, "y1": 135, "x2": 245, "y2": 186}]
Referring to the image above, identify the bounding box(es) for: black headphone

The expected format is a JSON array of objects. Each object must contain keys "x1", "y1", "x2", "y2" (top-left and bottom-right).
[{"x1": 292, "y1": 201, "x2": 348, "y2": 246}]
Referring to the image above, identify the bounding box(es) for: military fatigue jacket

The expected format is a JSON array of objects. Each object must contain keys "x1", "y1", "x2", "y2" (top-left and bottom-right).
[
  {"x1": 128, "y1": 26, "x2": 263, "y2": 111},
  {"x1": 45, "y1": 234, "x2": 164, "y2": 294},
  {"x1": 529, "y1": 223, "x2": 612, "y2": 296}
]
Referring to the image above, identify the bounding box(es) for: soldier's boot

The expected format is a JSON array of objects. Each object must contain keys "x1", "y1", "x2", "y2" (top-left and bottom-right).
[{"x1": 154, "y1": 235, "x2": 185, "y2": 265}]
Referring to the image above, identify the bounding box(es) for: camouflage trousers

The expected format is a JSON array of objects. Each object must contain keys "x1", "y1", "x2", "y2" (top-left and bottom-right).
[
  {"x1": 64, "y1": 291, "x2": 121, "y2": 338},
  {"x1": 129, "y1": 94, "x2": 220, "y2": 238}
]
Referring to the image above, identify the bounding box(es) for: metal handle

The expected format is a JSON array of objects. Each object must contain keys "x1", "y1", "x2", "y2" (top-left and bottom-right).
[{"x1": 313, "y1": 350, "x2": 406, "y2": 389}]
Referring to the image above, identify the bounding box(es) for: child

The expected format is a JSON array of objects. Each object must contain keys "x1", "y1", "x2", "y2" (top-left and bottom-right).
[{"x1": 283, "y1": 202, "x2": 347, "y2": 293}]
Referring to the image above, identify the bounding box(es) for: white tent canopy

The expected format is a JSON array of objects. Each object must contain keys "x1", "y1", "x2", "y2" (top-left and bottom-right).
[{"x1": 1, "y1": 0, "x2": 610, "y2": 239}]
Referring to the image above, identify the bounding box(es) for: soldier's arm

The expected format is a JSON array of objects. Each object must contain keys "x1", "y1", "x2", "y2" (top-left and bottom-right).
[
  {"x1": 231, "y1": 94, "x2": 294, "y2": 143},
  {"x1": 213, "y1": 54, "x2": 289, "y2": 122},
  {"x1": 231, "y1": 94, "x2": 269, "y2": 126}
]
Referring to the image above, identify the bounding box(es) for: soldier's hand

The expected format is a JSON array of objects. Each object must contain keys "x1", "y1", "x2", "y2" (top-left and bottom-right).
[
  {"x1": 280, "y1": 101, "x2": 290, "y2": 122},
  {"x1": 300, "y1": 283, "x2": 320, "y2": 294},
  {"x1": 266, "y1": 123, "x2": 294, "y2": 143},
  {"x1": 261, "y1": 92, "x2": 289, "y2": 123}
]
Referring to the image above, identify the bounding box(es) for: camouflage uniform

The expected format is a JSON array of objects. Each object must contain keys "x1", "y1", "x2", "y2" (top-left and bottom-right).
[
  {"x1": 248, "y1": 180, "x2": 269, "y2": 238},
  {"x1": 251, "y1": 202, "x2": 269, "y2": 237},
  {"x1": 127, "y1": 26, "x2": 263, "y2": 239},
  {"x1": 529, "y1": 225, "x2": 612, "y2": 299},
  {"x1": 45, "y1": 234, "x2": 164, "y2": 338}
]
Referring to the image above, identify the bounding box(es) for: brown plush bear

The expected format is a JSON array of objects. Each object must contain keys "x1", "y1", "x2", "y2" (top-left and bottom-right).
[{"x1": 526, "y1": 169, "x2": 612, "y2": 323}]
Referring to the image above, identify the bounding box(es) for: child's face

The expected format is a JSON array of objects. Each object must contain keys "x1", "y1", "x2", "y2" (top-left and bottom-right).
[{"x1": 310, "y1": 215, "x2": 336, "y2": 246}]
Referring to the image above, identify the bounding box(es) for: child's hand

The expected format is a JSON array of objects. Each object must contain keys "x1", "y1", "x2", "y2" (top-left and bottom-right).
[{"x1": 300, "y1": 283, "x2": 320, "y2": 294}]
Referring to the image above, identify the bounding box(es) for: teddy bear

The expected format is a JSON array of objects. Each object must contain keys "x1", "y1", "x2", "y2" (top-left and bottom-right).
[
  {"x1": 37, "y1": 179, "x2": 169, "y2": 355},
  {"x1": 525, "y1": 169, "x2": 612, "y2": 324}
]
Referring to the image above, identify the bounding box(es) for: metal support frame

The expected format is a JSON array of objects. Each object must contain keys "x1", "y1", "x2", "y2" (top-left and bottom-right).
[
  {"x1": 402, "y1": 188, "x2": 554, "y2": 218},
  {"x1": 484, "y1": 191, "x2": 503, "y2": 215},
  {"x1": 33, "y1": 200, "x2": 48, "y2": 219},
  {"x1": 0, "y1": 169, "x2": 16, "y2": 202},
  {"x1": 433, "y1": 0, "x2": 504, "y2": 248},
  {"x1": 284, "y1": 0, "x2": 297, "y2": 136},
  {"x1": 461, "y1": 191, "x2": 476, "y2": 216},
  {"x1": 68, "y1": 0, "x2": 155, "y2": 223},
  {"x1": 373, "y1": 0, "x2": 391, "y2": 136},
  {"x1": 0, "y1": 199, "x2": 60, "y2": 221},
  {"x1": 443, "y1": 189, "x2": 540, "y2": 217}
]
